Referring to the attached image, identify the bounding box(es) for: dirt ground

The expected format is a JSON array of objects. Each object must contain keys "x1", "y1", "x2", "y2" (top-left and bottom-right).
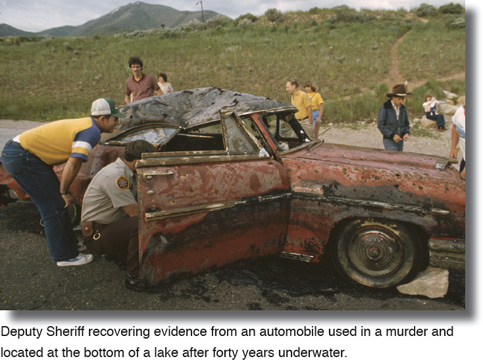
[{"x1": 320, "y1": 121, "x2": 455, "y2": 160}]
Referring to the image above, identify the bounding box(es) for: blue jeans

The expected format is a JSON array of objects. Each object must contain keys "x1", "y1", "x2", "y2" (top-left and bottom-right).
[
  {"x1": 383, "y1": 138, "x2": 404, "y2": 151},
  {"x1": 425, "y1": 112, "x2": 445, "y2": 128},
  {"x1": 1, "y1": 140, "x2": 78, "y2": 261}
]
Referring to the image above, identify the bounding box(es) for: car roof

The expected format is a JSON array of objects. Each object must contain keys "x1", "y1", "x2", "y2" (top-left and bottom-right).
[{"x1": 117, "y1": 87, "x2": 297, "y2": 130}]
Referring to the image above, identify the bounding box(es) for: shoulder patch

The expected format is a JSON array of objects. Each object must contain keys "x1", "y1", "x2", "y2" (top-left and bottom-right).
[{"x1": 116, "y1": 176, "x2": 130, "y2": 190}]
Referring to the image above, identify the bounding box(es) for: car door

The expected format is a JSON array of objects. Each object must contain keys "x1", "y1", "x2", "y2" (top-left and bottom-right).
[{"x1": 135, "y1": 111, "x2": 291, "y2": 288}]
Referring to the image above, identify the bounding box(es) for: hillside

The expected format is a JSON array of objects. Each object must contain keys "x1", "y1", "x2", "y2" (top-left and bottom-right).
[
  {"x1": 4, "y1": 2, "x2": 222, "y2": 37},
  {"x1": 0, "y1": 5, "x2": 465, "y2": 123},
  {"x1": 0, "y1": 23, "x2": 34, "y2": 37}
]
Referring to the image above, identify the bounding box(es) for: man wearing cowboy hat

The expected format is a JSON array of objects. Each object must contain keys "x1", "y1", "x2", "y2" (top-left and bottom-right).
[{"x1": 377, "y1": 84, "x2": 411, "y2": 151}]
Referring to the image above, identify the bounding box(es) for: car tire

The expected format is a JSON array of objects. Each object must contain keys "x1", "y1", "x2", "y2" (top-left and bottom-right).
[{"x1": 331, "y1": 218, "x2": 423, "y2": 288}]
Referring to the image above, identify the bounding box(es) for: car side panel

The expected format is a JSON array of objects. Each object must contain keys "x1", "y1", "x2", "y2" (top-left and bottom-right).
[{"x1": 136, "y1": 157, "x2": 290, "y2": 288}]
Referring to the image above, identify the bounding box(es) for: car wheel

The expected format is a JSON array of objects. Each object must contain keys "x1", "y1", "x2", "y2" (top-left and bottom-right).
[{"x1": 331, "y1": 219, "x2": 423, "y2": 288}]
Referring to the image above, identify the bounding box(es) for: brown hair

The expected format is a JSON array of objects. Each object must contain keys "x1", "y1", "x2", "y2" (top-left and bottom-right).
[
  {"x1": 304, "y1": 81, "x2": 317, "y2": 92},
  {"x1": 125, "y1": 140, "x2": 157, "y2": 161}
]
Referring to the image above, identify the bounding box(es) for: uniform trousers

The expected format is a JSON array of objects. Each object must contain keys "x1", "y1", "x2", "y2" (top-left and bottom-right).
[{"x1": 85, "y1": 216, "x2": 139, "y2": 276}]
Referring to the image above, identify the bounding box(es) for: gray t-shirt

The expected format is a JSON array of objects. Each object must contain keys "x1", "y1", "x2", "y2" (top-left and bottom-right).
[{"x1": 81, "y1": 158, "x2": 137, "y2": 224}]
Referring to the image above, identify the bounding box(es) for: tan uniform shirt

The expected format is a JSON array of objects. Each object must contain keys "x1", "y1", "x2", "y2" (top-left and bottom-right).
[{"x1": 81, "y1": 158, "x2": 136, "y2": 225}]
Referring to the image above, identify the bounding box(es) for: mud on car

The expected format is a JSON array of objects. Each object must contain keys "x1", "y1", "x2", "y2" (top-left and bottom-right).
[{"x1": 0, "y1": 88, "x2": 465, "y2": 290}]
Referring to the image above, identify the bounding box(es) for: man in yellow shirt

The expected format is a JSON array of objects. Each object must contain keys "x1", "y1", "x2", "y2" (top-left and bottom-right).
[
  {"x1": 1, "y1": 99, "x2": 125, "y2": 266},
  {"x1": 285, "y1": 80, "x2": 315, "y2": 140}
]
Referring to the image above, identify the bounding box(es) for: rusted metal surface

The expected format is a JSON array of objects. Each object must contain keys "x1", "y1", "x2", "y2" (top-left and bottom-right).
[
  {"x1": 0, "y1": 89, "x2": 465, "y2": 289},
  {"x1": 136, "y1": 157, "x2": 291, "y2": 287},
  {"x1": 279, "y1": 142, "x2": 465, "y2": 263},
  {"x1": 0, "y1": 165, "x2": 29, "y2": 205}
]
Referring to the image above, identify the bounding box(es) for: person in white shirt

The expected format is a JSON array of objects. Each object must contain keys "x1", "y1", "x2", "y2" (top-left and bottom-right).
[
  {"x1": 450, "y1": 97, "x2": 465, "y2": 179},
  {"x1": 157, "y1": 72, "x2": 174, "y2": 94}
]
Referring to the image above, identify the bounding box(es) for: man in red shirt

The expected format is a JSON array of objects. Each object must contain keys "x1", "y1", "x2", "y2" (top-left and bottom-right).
[{"x1": 124, "y1": 57, "x2": 161, "y2": 104}]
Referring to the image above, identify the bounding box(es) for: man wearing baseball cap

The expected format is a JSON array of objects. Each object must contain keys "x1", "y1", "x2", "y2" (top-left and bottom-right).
[{"x1": 1, "y1": 98, "x2": 126, "y2": 267}]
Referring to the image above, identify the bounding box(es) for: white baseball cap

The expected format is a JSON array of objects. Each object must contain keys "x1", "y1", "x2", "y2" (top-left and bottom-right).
[{"x1": 91, "y1": 98, "x2": 126, "y2": 118}]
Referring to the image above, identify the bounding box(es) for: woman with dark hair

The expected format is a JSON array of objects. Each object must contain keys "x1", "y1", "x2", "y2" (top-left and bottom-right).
[
  {"x1": 422, "y1": 94, "x2": 446, "y2": 130},
  {"x1": 157, "y1": 72, "x2": 174, "y2": 94},
  {"x1": 304, "y1": 81, "x2": 323, "y2": 138}
]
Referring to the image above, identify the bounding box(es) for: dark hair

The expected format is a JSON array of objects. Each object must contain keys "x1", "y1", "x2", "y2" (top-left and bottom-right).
[
  {"x1": 288, "y1": 79, "x2": 299, "y2": 88},
  {"x1": 124, "y1": 140, "x2": 157, "y2": 161},
  {"x1": 157, "y1": 73, "x2": 168, "y2": 82},
  {"x1": 304, "y1": 81, "x2": 317, "y2": 92},
  {"x1": 128, "y1": 56, "x2": 143, "y2": 69}
]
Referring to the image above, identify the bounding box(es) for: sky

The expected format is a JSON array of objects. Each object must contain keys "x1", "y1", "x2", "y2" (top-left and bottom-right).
[{"x1": 0, "y1": 0, "x2": 467, "y2": 33}]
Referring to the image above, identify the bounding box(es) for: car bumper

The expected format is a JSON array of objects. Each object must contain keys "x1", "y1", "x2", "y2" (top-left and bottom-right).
[{"x1": 428, "y1": 238, "x2": 465, "y2": 270}]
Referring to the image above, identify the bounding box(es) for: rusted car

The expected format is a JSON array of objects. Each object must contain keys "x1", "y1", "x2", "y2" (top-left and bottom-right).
[{"x1": 0, "y1": 88, "x2": 465, "y2": 290}]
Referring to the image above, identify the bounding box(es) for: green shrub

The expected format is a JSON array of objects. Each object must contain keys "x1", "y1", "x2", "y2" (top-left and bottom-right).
[
  {"x1": 181, "y1": 19, "x2": 207, "y2": 32},
  {"x1": 206, "y1": 15, "x2": 233, "y2": 29},
  {"x1": 415, "y1": 4, "x2": 438, "y2": 17},
  {"x1": 265, "y1": 9, "x2": 284, "y2": 23},
  {"x1": 439, "y1": 3, "x2": 465, "y2": 15},
  {"x1": 308, "y1": 7, "x2": 322, "y2": 15},
  {"x1": 445, "y1": 15, "x2": 465, "y2": 29},
  {"x1": 236, "y1": 13, "x2": 257, "y2": 24}
]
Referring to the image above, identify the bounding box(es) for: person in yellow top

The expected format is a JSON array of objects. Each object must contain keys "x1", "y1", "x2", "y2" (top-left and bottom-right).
[
  {"x1": 1, "y1": 98, "x2": 125, "y2": 267},
  {"x1": 285, "y1": 80, "x2": 315, "y2": 140},
  {"x1": 304, "y1": 81, "x2": 323, "y2": 138}
]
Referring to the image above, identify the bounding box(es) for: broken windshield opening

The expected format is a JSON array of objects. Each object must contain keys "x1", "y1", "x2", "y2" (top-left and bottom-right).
[
  {"x1": 260, "y1": 112, "x2": 310, "y2": 151},
  {"x1": 103, "y1": 126, "x2": 179, "y2": 146}
]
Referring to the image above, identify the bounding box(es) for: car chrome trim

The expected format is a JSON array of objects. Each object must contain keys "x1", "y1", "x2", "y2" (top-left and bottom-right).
[
  {"x1": 137, "y1": 154, "x2": 270, "y2": 167},
  {"x1": 144, "y1": 193, "x2": 292, "y2": 222},
  {"x1": 292, "y1": 193, "x2": 451, "y2": 216},
  {"x1": 279, "y1": 251, "x2": 315, "y2": 262},
  {"x1": 142, "y1": 170, "x2": 174, "y2": 176}
]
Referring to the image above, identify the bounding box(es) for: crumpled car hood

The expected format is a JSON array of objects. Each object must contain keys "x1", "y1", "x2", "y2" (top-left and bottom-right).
[
  {"x1": 286, "y1": 142, "x2": 463, "y2": 181},
  {"x1": 118, "y1": 87, "x2": 296, "y2": 130}
]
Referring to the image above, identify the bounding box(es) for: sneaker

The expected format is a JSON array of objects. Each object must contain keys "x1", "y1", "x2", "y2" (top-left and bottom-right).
[{"x1": 57, "y1": 253, "x2": 94, "y2": 267}]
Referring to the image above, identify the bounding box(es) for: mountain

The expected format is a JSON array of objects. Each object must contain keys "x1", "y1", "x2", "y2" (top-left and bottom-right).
[
  {"x1": 2, "y1": 2, "x2": 222, "y2": 38},
  {"x1": 0, "y1": 23, "x2": 34, "y2": 37}
]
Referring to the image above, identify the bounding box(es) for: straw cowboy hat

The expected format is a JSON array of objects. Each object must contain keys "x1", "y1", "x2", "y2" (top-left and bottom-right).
[{"x1": 386, "y1": 84, "x2": 412, "y2": 98}]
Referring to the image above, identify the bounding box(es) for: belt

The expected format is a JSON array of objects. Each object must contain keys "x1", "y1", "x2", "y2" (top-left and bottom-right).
[
  {"x1": 8, "y1": 140, "x2": 23, "y2": 148},
  {"x1": 297, "y1": 117, "x2": 308, "y2": 121}
]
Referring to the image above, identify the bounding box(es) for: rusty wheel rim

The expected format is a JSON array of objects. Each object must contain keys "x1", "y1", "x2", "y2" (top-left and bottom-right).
[{"x1": 346, "y1": 228, "x2": 404, "y2": 278}]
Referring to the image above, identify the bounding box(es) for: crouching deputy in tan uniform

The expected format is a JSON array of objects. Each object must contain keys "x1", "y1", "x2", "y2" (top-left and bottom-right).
[{"x1": 80, "y1": 140, "x2": 157, "y2": 290}]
